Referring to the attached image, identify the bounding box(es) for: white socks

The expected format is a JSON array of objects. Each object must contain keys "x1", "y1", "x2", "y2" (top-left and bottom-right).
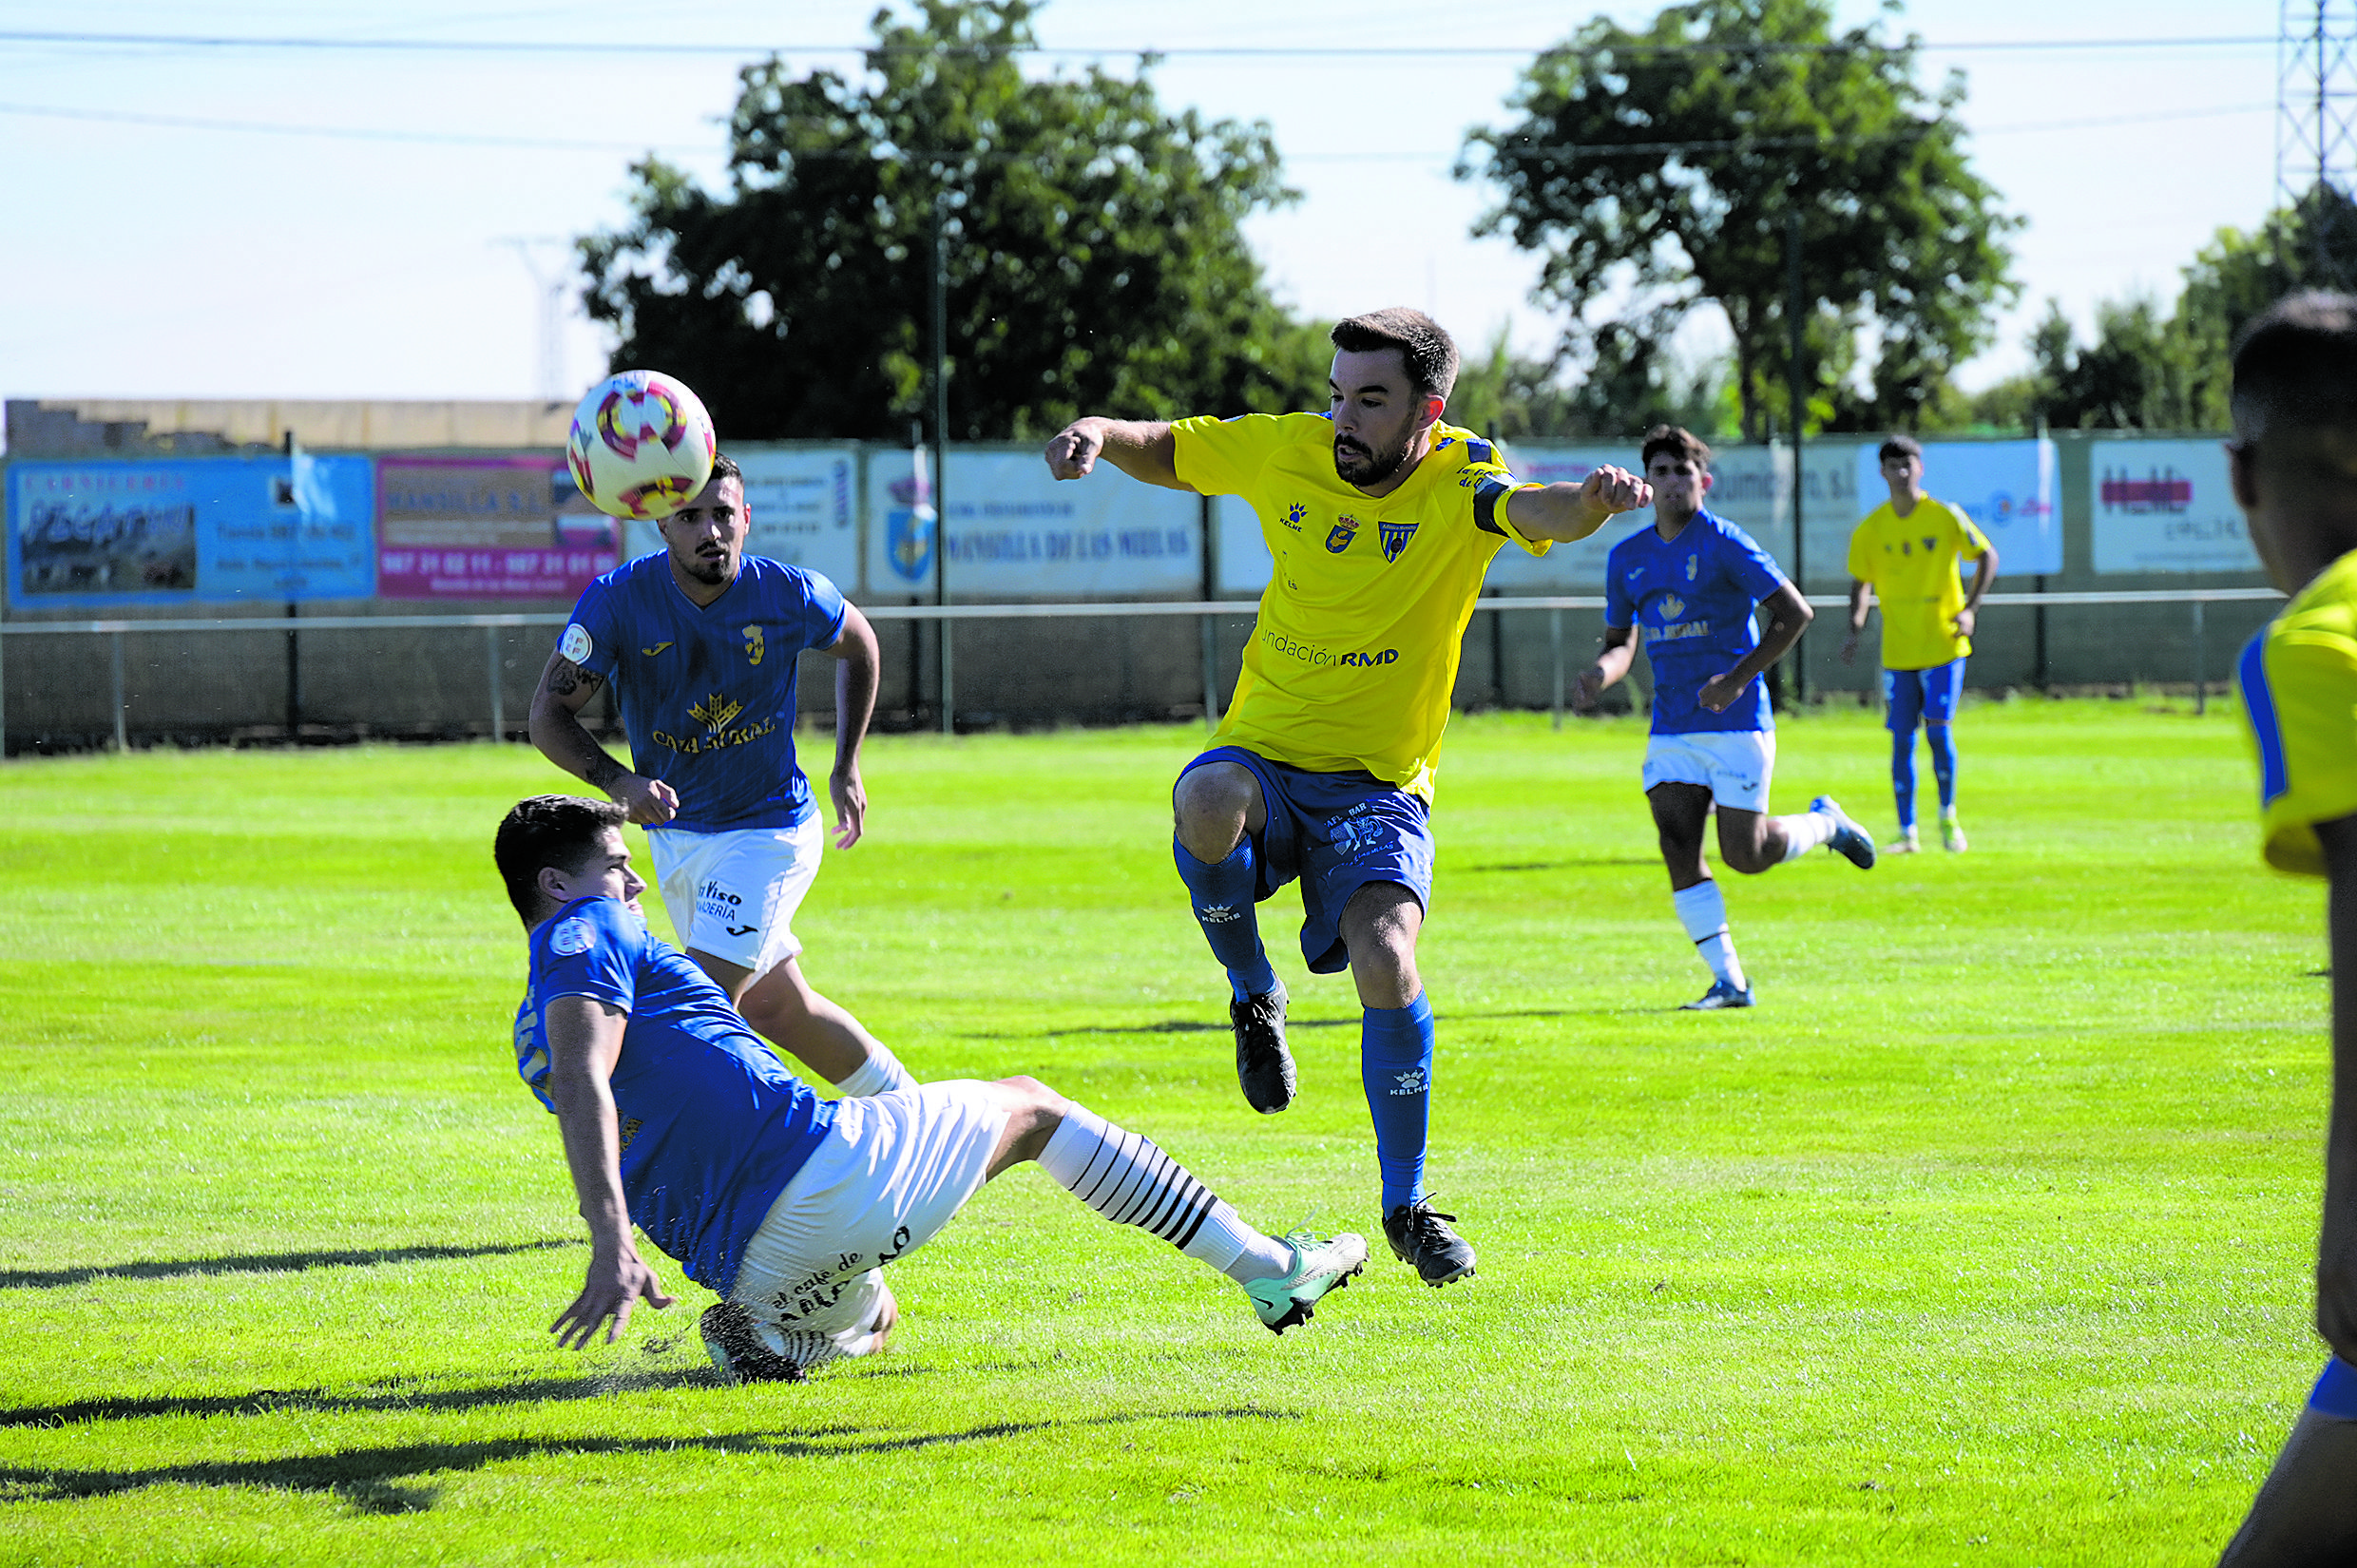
[
  {"x1": 1672, "y1": 879, "x2": 1747, "y2": 989},
  {"x1": 829, "y1": 1043, "x2": 918, "y2": 1099},
  {"x1": 1775, "y1": 806, "x2": 1838, "y2": 863},
  {"x1": 1038, "y1": 1105, "x2": 1292, "y2": 1283}
]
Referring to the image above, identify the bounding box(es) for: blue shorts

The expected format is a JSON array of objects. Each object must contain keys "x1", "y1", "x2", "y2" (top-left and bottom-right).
[
  {"x1": 1885, "y1": 659, "x2": 1966, "y2": 733},
  {"x1": 1178, "y1": 746, "x2": 1434, "y2": 975}
]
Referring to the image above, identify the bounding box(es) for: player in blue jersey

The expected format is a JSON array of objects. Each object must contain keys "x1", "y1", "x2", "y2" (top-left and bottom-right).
[
  {"x1": 2215, "y1": 294, "x2": 2357, "y2": 1565},
  {"x1": 1573, "y1": 427, "x2": 1876, "y2": 1010},
  {"x1": 498, "y1": 794, "x2": 1370, "y2": 1379},
  {"x1": 528, "y1": 454, "x2": 911, "y2": 1103}
]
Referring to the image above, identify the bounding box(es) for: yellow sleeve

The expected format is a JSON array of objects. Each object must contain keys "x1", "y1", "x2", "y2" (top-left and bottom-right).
[
  {"x1": 1171, "y1": 413, "x2": 1280, "y2": 499},
  {"x1": 1470, "y1": 459, "x2": 1550, "y2": 556},
  {"x1": 1949, "y1": 504, "x2": 1993, "y2": 560},
  {"x1": 2251, "y1": 625, "x2": 2357, "y2": 876},
  {"x1": 1847, "y1": 516, "x2": 1875, "y2": 582}
]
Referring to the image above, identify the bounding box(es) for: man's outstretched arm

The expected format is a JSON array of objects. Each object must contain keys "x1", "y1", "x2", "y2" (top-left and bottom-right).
[
  {"x1": 1044, "y1": 418, "x2": 1196, "y2": 491},
  {"x1": 1572, "y1": 625, "x2": 1638, "y2": 715},
  {"x1": 543, "y1": 995, "x2": 676, "y2": 1348},
  {"x1": 1504, "y1": 466, "x2": 1652, "y2": 543},
  {"x1": 527, "y1": 649, "x2": 678, "y2": 826},
  {"x1": 825, "y1": 602, "x2": 880, "y2": 850}
]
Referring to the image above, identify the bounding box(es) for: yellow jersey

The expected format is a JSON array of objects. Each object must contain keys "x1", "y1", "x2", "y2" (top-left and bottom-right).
[
  {"x1": 2238, "y1": 548, "x2": 2357, "y2": 877},
  {"x1": 1173, "y1": 412, "x2": 1545, "y2": 801},
  {"x1": 1847, "y1": 495, "x2": 1993, "y2": 671}
]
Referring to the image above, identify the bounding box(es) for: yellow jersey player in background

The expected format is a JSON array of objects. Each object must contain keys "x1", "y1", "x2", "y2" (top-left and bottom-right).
[
  {"x1": 1841, "y1": 434, "x2": 1998, "y2": 854},
  {"x1": 1044, "y1": 309, "x2": 1648, "y2": 1287},
  {"x1": 2216, "y1": 291, "x2": 2357, "y2": 1566}
]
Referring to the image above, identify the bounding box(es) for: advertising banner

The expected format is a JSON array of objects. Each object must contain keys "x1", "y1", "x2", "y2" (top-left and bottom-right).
[
  {"x1": 2087, "y1": 437, "x2": 2258, "y2": 575},
  {"x1": 866, "y1": 449, "x2": 1199, "y2": 599},
  {"x1": 619, "y1": 447, "x2": 862, "y2": 590},
  {"x1": 1850, "y1": 439, "x2": 2060, "y2": 577},
  {"x1": 375, "y1": 454, "x2": 618, "y2": 601},
  {"x1": 6, "y1": 455, "x2": 374, "y2": 607}
]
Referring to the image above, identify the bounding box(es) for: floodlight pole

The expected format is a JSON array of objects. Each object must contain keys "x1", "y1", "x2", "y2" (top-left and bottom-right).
[
  {"x1": 931, "y1": 190, "x2": 953, "y2": 736},
  {"x1": 1785, "y1": 208, "x2": 1809, "y2": 707}
]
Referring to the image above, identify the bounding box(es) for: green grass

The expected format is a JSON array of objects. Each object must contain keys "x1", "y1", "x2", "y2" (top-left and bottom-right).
[{"x1": 0, "y1": 698, "x2": 2330, "y2": 1564}]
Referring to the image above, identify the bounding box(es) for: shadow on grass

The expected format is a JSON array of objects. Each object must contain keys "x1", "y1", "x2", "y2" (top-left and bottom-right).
[
  {"x1": 1, "y1": 1239, "x2": 580, "y2": 1292},
  {"x1": 0, "y1": 1407, "x2": 1299, "y2": 1513},
  {"x1": 0, "y1": 1369, "x2": 723, "y2": 1430}
]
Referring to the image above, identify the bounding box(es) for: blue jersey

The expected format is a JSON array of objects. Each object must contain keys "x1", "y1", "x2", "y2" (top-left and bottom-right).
[
  {"x1": 1604, "y1": 509, "x2": 1789, "y2": 736},
  {"x1": 560, "y1": 554, "x2": 847, "y2": 832},
  {"x1": 514, "y1": 895, "x2": 838, "y2": 1296}
]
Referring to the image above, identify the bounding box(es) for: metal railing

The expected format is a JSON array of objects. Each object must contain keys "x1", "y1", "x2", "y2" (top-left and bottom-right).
[{"x1": 0, "y1": 586, "x2": 2287, "y2": 755}]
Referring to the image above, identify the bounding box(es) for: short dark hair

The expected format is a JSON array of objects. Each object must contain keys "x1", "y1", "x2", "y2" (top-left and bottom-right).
[
  {"x1": 494, "y1": 794, "x2": 628, "y2": 927},
  {"x1": 2231, "y1": 291, "x2": 2357, "y2": 440},
  {"x1": 1640, "y1": 425, "x2": 1712, "y2": 471},
  {"x1": 1878, "y1": 433, "x2": 1924, "y2": 464},
  {"x1": 709, "y1": 451, "x2": 743, "y2": 487},
  {"x1": 1330, "y1": 309, "x2": 1461, "y2": 404}
]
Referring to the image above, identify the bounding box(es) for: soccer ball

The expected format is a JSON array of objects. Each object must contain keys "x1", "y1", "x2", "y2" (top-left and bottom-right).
[{"x1": 565, "y1": 370, "x2": 718, "y2": 521}]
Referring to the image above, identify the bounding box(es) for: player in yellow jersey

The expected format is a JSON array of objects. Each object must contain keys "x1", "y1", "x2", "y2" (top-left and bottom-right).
[
  {"x1": 1840, "y1": 434, "x2": 1997, "y2": 853},
  {"x1": 1044, "y1": 309, "x2": 1649, "y2": 1286},
  {"x1": 2216, "y1": 292, "x2": 2357, "y2": 1565}
]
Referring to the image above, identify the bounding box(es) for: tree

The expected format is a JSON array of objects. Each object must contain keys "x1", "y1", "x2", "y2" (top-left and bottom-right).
[
  {"x1": 2021, "y1": 182, "x2": 2357, "y2": 430},
  {"x1": 1461, "y1": 0, "x2": 2019, "y2": 441},
  {"x1": 578, "y1": 0, "x2": 1329, "y2": 442}
]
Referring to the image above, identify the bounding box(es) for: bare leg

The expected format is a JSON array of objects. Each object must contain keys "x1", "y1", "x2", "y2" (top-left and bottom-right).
[
  {"x1": 689, "y1": 949, "x2": 890, "y2": 1088},
  {"x1": 2218, "y1": 1405, "x2": 2357, "y2": 1565}
]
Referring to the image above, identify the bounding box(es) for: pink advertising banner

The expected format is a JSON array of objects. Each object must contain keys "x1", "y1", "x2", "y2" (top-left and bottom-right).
[{"x1": 375, "y1": 453, "x2": 617, "y2": 600}]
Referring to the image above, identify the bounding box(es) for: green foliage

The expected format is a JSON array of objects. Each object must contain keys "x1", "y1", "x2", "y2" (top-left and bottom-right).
[
  {"x1": 578, "y1": 0, "x2": 1326, "y2": 441},
  {"x1": 1462, "y1": 0, "x2": 2018, "y2": 442},
  {"x1": 1449, "y1": 327, "x2": 1738, "y2": 444},
  {"x1": 0, "y1": 708, "x2": 2330, "y2": 1561},
  {"x1": 2025, "y1": 182, "x2": 2357, "y2": 431}
]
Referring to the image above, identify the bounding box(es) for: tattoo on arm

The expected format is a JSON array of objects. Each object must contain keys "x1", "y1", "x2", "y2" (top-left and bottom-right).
[
  {"x1": 584, "y1": 753, "x2": 624, "y2": 791},
  {"x1": 547, "y1": 661, "x2": 604, "y2": 700}
]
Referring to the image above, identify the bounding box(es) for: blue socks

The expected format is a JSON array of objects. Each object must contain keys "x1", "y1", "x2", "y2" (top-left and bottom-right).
[
  {"x1": 1361, "y1": 992, "x2": 1435, "y2": 1213},
  {"x1": 1174, "y1": 837, "x2": 1276, "y2": 1001},
  {"x1": 1926, "y1": 722, "x2": 1958, "y2": 813},
  {"x1": 1891, "y1": 728, "x2": 1918, "y2": 831}
]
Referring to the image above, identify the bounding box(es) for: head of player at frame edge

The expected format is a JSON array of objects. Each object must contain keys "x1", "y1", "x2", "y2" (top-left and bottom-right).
[
  {"x1": 2226, "y1": 291, "x2": 2357, "y2": 597},
  {"x1": 496, "y1": 795, "x2": 645, "y2": 929},
  {"x1": 1328, "y1": 309, "x2": 1462, "y2": 494},
  {"x1": 656, "y1": 453, "x2": 750, "y2": 595},
  {"x1": 1641, "y1": 426, "x2": 1715, "y2": 533}
]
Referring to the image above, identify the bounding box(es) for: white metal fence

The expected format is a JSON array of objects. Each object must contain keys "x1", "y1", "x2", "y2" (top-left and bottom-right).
[{"x1": 0, "y1": 587, "x2": 2288, "y2": 756}]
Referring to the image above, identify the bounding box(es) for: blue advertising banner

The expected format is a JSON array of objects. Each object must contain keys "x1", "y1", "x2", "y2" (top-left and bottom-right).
[{"x1": 7, "y1": 455, "x2": 375, "y2": 607}]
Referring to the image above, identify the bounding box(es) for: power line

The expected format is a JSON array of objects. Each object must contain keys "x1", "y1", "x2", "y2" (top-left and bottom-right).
[
  {"x1": 0, "y1": 97, "x2": 2271, "y2": 159},
  {"x1": 0, "y1": 28, "x2": 2279, "y2": 59}
]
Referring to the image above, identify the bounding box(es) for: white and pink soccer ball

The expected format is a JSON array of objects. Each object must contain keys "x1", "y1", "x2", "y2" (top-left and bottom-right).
[{"x1": 565, "y1": 370, "x2": 719, "y2": 522}]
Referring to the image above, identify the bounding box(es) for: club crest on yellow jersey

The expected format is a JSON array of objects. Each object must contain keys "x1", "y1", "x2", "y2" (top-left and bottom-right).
[
  {"x1": 1379, "y1": 520, "x2": 1419, "y2": 564},
  {"x1": 1326, "y1": 514, "x2": 1361, "y2": 554}
]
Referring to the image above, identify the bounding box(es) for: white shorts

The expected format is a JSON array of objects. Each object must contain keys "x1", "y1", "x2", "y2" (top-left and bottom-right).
[
  {"x1": 1641, "y1": 730, "x2": 1776, "y2": 814},
  {"x1": 726, "y1": 1080, "x2": 1009, "y2": 1367},
  {"x1": 646, "y1": 814, "x2": 824, "y2": 976}
]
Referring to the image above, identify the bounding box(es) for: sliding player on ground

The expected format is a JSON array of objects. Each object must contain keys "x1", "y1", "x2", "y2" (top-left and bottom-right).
[
  {"x1": 527, "y1": 455, "x2": 915, "y2": 1101},
  {"x1": 1572, "y1": 426, "x2": 1875, "y2": 1010},
  {"x1": 1841, "y1": 434, "x2": 1998, "y2": 854},
  {"x1": 1044, "y1": 308, "x2": 1648, "y2": 1286},
  {"x1": 2216, "y1": 292, "x2": 2357, "y2": 1565},
  {"x1": 500, "y1": 794, "x2": 1368, "y2": 1381}
]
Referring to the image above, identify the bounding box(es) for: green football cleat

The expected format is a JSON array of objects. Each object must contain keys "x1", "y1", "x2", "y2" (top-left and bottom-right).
[
  {"x1": 1244, "y1": 1230, "x2": 1369, "y2": 1333},
  {"x1": 1941, "y1": 813, "x2": 1969, "y2": 853}
]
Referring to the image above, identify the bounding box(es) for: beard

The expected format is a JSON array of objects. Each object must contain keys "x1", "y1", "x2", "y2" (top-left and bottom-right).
[
  {"x1": 1332, "y1": 426, "x2": 1413, "y2": 488},
  {"x1": 678, "y1": 548, "x2": 734, "y2": 585}
]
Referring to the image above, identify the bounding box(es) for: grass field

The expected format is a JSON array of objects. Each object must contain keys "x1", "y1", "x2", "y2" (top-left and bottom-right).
[{"x1": 0, "y1": 698, "x2": 2333, "y2": 1564}]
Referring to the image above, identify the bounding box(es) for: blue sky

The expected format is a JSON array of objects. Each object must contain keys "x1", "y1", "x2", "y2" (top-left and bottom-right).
[{"x1": 0, "y1": 0, "x2": 2281, "y2": 410}]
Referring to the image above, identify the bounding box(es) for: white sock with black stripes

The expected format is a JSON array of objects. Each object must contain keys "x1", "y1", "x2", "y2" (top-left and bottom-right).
[
  {"x1": 829, "y1": 1043, "x2": 917, "y2": 1099},
  {"x1": 1037, "y1": 1105, "x2": 1293, "y2": 1284}
]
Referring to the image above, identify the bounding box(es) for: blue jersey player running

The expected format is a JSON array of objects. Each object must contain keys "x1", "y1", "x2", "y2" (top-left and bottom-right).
[
  {"x1": 498, "y1": 794, "x2": 1369, "y2": 1380},
  {"x1": 529, "y1": 454, "x2": 912, "y2": 1101},
  {"x1": 1573, "y1": 426, "x2": 1875, "y2": 1010}
]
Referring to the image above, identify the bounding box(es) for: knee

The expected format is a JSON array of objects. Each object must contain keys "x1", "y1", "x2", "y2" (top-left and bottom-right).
[
  {"x1": 990, "y1": 1076, "x2": 1074, "y2": 1164},
  {"x1": 1173, "y1": 767, "x2": 1251, "y2": 859}
]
